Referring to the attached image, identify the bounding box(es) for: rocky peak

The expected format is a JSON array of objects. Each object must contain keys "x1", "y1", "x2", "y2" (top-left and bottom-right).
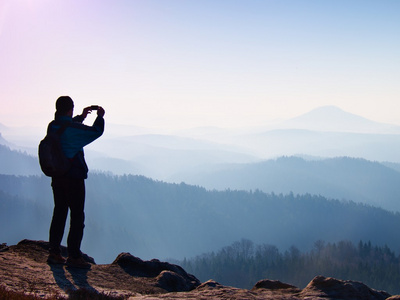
[{"x1": 0, "y1": 240, "x2": 398, "y2": 299}]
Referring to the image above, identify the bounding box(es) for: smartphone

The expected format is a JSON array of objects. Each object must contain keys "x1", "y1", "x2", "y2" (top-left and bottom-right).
[{"x1": 91, "y1": 105, "x2": 99, "y2": 110}]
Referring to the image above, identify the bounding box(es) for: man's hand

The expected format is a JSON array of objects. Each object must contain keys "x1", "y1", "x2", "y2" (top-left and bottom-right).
[
  {"x1": 97, "y1": 107, "x2": 105, "y2": 118},
  {"x1": 81, "y1": 106, "x2": 105, "y2": 119},
  {"x1": 81, "y1": 107, "x2": 92, "y2": 119}
]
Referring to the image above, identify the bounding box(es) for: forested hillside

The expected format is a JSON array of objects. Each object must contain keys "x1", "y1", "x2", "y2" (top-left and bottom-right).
[
  {"x1": 0, "y1": 144, "x2": 41, "y2": 176},
  {"x1": 171, "y1": 156, "x2": 400, "y2": 212},
  {"x1": 179, "y1": 239, "x2": 400, "y2": 295},
  {"x1": 2, "y1": 136, "x2": 400, "y2": 214},
  {"x1": 1, "y1": 173, "x2": 400, "y2": 264}
]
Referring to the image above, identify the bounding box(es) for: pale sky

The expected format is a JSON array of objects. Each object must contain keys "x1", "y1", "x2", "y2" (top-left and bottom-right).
[{"x1": 1, "y1": 0, "x2": 399, "y2": 130}]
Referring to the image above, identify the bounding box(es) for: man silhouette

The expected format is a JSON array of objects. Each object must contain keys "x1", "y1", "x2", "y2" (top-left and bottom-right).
[{"x1": 46, "y1": 96, "x2": 105, "y2": 268}]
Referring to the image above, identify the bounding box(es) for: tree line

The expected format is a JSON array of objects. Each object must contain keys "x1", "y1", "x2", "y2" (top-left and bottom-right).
[{"x1": 179, "y1": 239, "x2": 400, "y2": 295}]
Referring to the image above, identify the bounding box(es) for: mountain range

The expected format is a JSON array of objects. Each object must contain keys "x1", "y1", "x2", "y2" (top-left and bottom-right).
[
  {"x1": 1, "y1": 142, "x2": 399, "y2": 212},
  {"x1": 1, "y1": 106, "x2": 400, "y2": 214},
  {"x1": 1, "y1": 106, "x2": 400, "y2": 180}
]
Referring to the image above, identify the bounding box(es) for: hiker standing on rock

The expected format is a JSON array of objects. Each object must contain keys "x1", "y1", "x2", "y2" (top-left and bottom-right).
[{"x1": 46, "y1": 96, "x2": 105, "y2": 268}]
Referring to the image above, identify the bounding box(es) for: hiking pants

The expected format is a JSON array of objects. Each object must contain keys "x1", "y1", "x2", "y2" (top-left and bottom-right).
[{"x1": 49, "y1": 177, "x2": 85, "y2": 258}]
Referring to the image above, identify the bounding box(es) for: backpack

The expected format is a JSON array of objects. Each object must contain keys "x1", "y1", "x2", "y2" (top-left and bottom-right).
[{"x1": 38, "y1": 123, "x2": 71, "y2": 177}]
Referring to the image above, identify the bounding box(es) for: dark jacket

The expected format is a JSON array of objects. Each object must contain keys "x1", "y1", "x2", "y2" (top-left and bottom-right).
[{"x1": 47, "y1": 114, "x2": 104, "y2": 179}]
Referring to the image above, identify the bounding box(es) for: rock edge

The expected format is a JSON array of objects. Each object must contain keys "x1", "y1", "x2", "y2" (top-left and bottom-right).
[{"x1": 0, "y1": 240, "x2": 397, "y2": 300}]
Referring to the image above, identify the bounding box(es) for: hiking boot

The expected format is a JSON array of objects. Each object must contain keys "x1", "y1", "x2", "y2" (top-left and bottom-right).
[
  {"x1": 47, "y1": 253, "x2": 66, "y2": 264},
  {"x1": 66, "y1": 256, "x2": 91, "y2": 269}
]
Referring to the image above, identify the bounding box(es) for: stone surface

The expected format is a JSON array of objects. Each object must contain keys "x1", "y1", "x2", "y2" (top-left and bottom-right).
[{"x1": 0, "y1": 240, "x2": 398, "y2": 300}]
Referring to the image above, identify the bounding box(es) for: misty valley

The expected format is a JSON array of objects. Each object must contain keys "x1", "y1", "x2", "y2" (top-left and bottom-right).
[{"x1": 1, "y1": 106, "x2": 400, "y2": 294}]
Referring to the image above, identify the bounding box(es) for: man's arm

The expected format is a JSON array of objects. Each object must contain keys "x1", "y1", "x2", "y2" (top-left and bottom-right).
[
  {"x1": 66, "y1": 107, "x2": 105, "y2": 155},
  {"x1": 73, "y1": 107, "x2": 95, "y2": 123}
]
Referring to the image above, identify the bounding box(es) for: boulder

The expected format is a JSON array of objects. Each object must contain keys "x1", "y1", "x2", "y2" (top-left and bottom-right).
[
  {"x1": 300, "y1": 275, "x2": 391, "y2": 300},
  {"x1": 156, "y1": 270, "x2": 195, "y2": 292},
  {"x1": 252, "y1": 279, "x2": 300, "y2": 291},
  {"x1": 196, "y1": 280, "x2": 224, "y2": 290},
  {"x1": 113, "y1": 252, "x2": 200, "y2": 291}
]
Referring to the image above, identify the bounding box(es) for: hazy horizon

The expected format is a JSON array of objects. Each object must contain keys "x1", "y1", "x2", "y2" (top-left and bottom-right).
[{"x1": 1, "y1": 0, "x2": 399, "y2": 130}]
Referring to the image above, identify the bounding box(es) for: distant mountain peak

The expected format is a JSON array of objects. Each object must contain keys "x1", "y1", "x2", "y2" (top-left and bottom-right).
[
  {"x1": 294, "y1": 106, "x2": 368, "y2": 122},
  {"x1": 282, "y1": 106, "x2": 400, "y2": 134}
]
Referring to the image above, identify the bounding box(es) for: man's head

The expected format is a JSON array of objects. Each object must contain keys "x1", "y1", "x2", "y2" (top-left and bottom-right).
[{"x1": 56, "y1": 96, "x2": 74, "y2": 116}]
